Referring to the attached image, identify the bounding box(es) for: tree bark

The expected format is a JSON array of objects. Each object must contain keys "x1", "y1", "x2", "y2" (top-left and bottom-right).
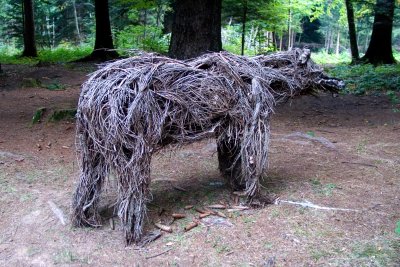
[
  {"x1": 82, "y1": 0, "x2": 118, "y2": 61},
  {"x1": 345, "y1": 0, "x2": 359, "y2": 63},
  {"x1": 241, "y1": 0, "x2": 248, "y2": 55},
  {"x1": 362, "y1": 0, "x2": 396, "y2": 65},
  {"x1": 169, "y1": 0, "x2": 222, "y2": 59},
  {"x1": 22, "y1": 0, "x2": 38, "y2": 57}
]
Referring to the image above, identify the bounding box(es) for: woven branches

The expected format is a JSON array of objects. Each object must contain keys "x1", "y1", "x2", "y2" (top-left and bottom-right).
[{"x1": 72, "y1": 48, "x2": 342, "y2": 245}]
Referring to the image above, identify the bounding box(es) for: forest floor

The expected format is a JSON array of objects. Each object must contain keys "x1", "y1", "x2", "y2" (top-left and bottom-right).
[{"x1": 0, "y1": 63, "x2": 399, "y2": 267}]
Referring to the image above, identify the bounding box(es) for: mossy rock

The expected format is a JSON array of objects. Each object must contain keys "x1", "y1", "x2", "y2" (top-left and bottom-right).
[{"x1": 48, "y1": 109, "x2": 77, "y2": 122}]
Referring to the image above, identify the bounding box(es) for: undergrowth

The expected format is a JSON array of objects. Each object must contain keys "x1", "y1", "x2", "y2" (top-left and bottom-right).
[
  {"x1": 0, "y1": 45, "x2": 92, "y2": 65},
  {"x1": 325, "y1": 64, "x2": 400, "y2": 95}
]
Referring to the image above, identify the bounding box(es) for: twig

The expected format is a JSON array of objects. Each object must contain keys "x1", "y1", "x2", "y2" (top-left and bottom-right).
[
  {"x1": 48, "y1": 201, "x2": 67, "y2": 225},
  {"x1": 283, "y1": 132, "x2": 336, "y2": 149},
  {"x1": 275, "y1": 199, "x2": 359, "y2": 212},
  {"x1": 170, "y1": 183, "x2": 187, "y2": 192},
  {"x1": 145, "y1": 248, "x2": 172, "y2": 259},
  {"x1": 341, "y1": 161, "x2": 377, "y2": 168}
]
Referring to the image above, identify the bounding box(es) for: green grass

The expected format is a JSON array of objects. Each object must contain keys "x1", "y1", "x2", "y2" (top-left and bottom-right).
[
  {"x1": 395, "y1": 221, "x2": 400, "y2": 236},
  {"x1": 0, "y1": 45, "x2": 92, "y2": 65},
  {"x1": 312, "y1": 52, "x2": 351, "y2": 65},
  {"x1": 310, "y1": 179, "x2": 337, "y2": 196}
]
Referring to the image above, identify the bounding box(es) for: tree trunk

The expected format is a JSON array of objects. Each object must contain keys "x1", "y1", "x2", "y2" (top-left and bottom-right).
[
  {"x1": 82, "y1": 0, "x2": 118, "y2": 61},
  {"x1": 169, "y1": 0, "x2": 222, "y2": 59},
  {"x1": 72, "y1": 0, "x2": 81, "y2": 45},
  {"x1": 287, "y1": 1, "x2": 292, "y2": 50},
  {"x1": 345, "y1": 0, "x2": 359, "y2": 62},
  {"x1": 22, "y1": 0, "x2": 37, "y2": 57},
  {"x1": 336, "y1": 29, "x2": 340, "y2": 56},
  {"x1": 362, "y1": 0, "x2": 395, "y2": 65},
  {"x1": 325, "y1": 28, "x2": 331, "y2": 53},
  {"x1": 241, "y1": 0, "x2": 248, "y2": 55}
]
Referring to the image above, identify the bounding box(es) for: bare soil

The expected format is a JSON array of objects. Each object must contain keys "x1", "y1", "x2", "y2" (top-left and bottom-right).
[{"x1": 0, "y1": 63, "x2": 399, "y2": 267}]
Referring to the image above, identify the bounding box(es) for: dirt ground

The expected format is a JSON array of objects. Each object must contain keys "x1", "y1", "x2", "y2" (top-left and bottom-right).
[{"x1": 0, "y1": 63, "x2": 399, "y2": 267}]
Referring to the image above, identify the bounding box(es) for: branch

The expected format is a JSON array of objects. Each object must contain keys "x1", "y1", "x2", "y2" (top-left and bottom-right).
[{"x1": 275, "y1": 199, "x2": 359, "y2": 212}]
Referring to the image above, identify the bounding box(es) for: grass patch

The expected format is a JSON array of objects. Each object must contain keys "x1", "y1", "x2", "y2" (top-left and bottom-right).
[
  {"x1": 212, "y1": 237, "x2": 232, "y2": 254},
  {"x1": 349, "y1": 239, "x2": 400, "y2": 266},
  {"x1": 31, "y1": 107, "x2": 46, "y2": 124},
  {"x1": 53, "y1": 249, "x2": 89, "y2": 265},
  {"x1": 310, "y1": 179, "x2": 337, "y2": 196},
  {"x1": 395, "y1": 221, "x2": 400, "y2": 236},
  {"x1": 44, "y1": 81, "x2": 67, "y2": 91},
  {"x1": 0, "y1": 45, "x2": 92, "y2": 65},
  {"x1": 312, "y1": 52, "x2": 351, "y2": 65},
  {"x1": 311, "y1": 249, "x2": 331, "y2": 261},
  {"x1": 48, "y1": 109, "x2": 77, "y2": 122}
]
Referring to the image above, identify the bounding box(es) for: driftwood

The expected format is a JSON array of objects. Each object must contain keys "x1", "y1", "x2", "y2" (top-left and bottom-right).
[{"x1": 71, "y1": 49, "x2": 343, "y2": 245}]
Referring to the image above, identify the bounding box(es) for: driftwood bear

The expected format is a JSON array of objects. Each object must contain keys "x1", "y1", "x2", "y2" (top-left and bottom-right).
[{"x1": 72, "y1": 49, "x2": 343, "y2": 244}]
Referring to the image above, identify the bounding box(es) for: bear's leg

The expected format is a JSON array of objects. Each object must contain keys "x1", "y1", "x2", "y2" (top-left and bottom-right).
[
  {"x1": 115, "y1": 151, "x2": 151, "y2": 245},
  {"x1": 72, "y1": 133, "x2": 108, "y2": 227},
  {"x1": 217, "y1": 139, "x2": 245, "y2": 191}
]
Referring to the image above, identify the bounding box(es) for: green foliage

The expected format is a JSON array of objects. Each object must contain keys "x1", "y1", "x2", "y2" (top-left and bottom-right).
[
  {"x1": 48, "y1": 109, "x2": 77, "y2": 122},
  {"x1": 395, "y1": 221, "x2": 400, "y2": 236},
  {"x1": 44, "y1": 82, "x2": 66, "y2": 91},
  {"x1": 38, "y1": 45, "x2": 92, "y2": 63},
  {"x1": 116, "y1": 25, "x2": 169, "y2": 54},
  {"x1": 325, "y1": 63, "x2": 400, "y2": 95},
  {"x1": 32, "y1": 107, "x2": 46, "y2": 124}
]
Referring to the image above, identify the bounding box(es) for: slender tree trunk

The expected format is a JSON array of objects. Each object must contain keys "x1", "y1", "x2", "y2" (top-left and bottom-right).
[
  {"x1": 325, "y1": 28, "x2": 331, "y2": 53},
  {"x1": 345, "y1": 0, "x2": 359, "y2": 62},
  {"x1": 22, "y1": 0, "x2": 37, "y2": 57},
  {"x1": 271, "y1": 32, "x2": 276, "y2": 50},
  {"x1": 336, "y1": 29, "x2": 340, "y2": 56},
  {"x1": 279, "y1": 33, "x2": 283, "y2": 51},
  {"x1": 297, "y1": 32, "x2": 302, "y2": 44},
  {"x1": 287, "y1": 0, "x2": 292, "y2": 50},
  {"x1": 241, "y1": 0, "x2": 248, "y2": 55},
  {"x1": 362, "y1": 0, "x2": 395, "y2": 64},
  {"x1": 143, "y1": 9, "x2": 147, "y2": 40},
  {"x1": 52, "y1": 17, "x2": 55, "y2": 48},
  {"x1": 169, "y1": 0, "x2": 222, "y2": 59},
  {"x1": 72, "y1": 0, "x2": 81, "y2": 45},
  {"x1": 155, "y1": 2, "x2": 163, "y2": 27},
  {"x1": 291, "y1": 30, "x2": 295, "y2": 49},
  {"x1": 248, "y1": 24, "x2": 254, "y2": 50},
  {"x1": 46, "y1": 15, "x2": 51, "y2": 48}
]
